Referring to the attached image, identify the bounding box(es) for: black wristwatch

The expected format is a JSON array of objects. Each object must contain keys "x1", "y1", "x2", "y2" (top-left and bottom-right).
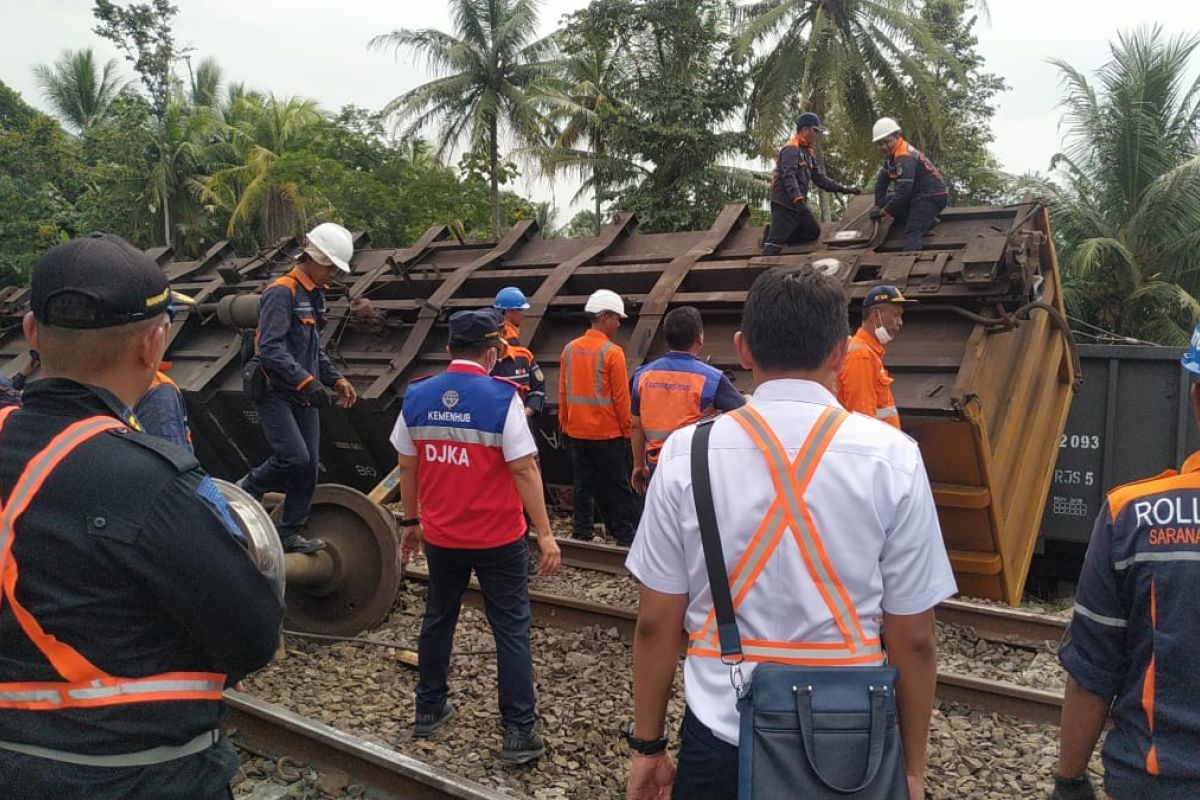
[
  {"x1": 396, "y1": 517, "x2": 420, "y2": 528},
  {"x1": 624, "y1": 722, "x2": 668, "y2": 755}
]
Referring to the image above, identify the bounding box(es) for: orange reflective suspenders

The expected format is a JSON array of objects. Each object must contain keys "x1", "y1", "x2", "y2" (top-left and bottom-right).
[
  {"x1": 0, "y1": 407, "x2": 226, "y2": 711},
  {"x1": 688, "y1": 405, "x2": 883, "y2": 665}
]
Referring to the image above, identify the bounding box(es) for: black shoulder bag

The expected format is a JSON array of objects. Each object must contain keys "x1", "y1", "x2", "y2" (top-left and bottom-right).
[{"x1": 690, "y1": 418, "x2": 910, "y2": 799}]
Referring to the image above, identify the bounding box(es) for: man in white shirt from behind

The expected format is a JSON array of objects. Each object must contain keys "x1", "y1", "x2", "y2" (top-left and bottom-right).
[{"x1": 624, "y1": 267, "x2": 957, "y2": 800}]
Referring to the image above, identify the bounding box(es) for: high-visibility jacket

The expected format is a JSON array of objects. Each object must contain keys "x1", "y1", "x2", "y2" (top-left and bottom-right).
[
  {"x1": 0, "y1": 406, "x2": 227, "y2": 715},
  {"x1": 558, "y1": 328, "x2": 631, "y2": 440},
  {"x1": 687, "y1": 405, "x2": 883, "y2": 666},
  {"x1": 133, "y1": 368, "x2": 192, "y2": 451},
  {"x1": 631, "y1": 351, "x2": 744, "y2": 466},
  {"x1": 492, "y1": 343, "x2": 546, "y2": 414},
  {"x1": 501, "y1": 319, "x2": 521, "y2": 346},
  {"x1": 874, "y1": 137, "x2": 947, "y2": 219},
  {"x1": 399, "y1": 363, "x2": 528, "y2": 549},
  {"x1": 256, "y1": 267, "x2": 342, "y2": 394},
  {"x1": 837, "y1": 327, "x2": 900, "y2": 428},
  {"x1": 1060, "y1": 451, "x2": 1200, "y2": 798}
]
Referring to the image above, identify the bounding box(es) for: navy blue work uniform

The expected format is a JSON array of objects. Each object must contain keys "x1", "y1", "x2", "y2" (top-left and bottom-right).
[
  {"x1": 0, "y1": 380, "x2": 282, "y2": 800},
  {"x1": 492, "y1": 342, "x2": 546, "y2": 415},
  {"x1": 0, "y1": 373, "x2": 20, "y2": 408},
  {"x1": 1060, "y1": 451, "x2": 1200, "y2": 799},
  {"x1": 134, "y1": 369, "x2": 192, "y2": 451},
  {"x1": 873, "y1": 137, "x2": 948, "y2": 251},
  {"x1": 764, "y1": 132, "x2": 856, "y2": 255},
  {"x1": 243, "y1": 267, "x2": 343, "y2": 538}
]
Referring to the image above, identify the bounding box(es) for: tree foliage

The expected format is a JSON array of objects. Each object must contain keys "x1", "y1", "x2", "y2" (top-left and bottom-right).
[
  {"x1": 1024, "y1": 26, "x2": 1200, "y2": 345},
  {"x1": 33, "y1": 48, "x2": 129, "y2": 133}
]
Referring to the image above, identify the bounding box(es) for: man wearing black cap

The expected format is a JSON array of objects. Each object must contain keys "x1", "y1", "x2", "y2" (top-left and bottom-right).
[
  {"x1": 837, "y1": 285, "x2": 917, "y2": 428},
  {"x1": 390, "y1": 309, "x2": 561, "y2": 764},
  {"x1": 0, "y1": 233, "x2": 283, "y2": 799},
  {"x1": 762, "y1": 112, "x2": 859, "y2": 256}
]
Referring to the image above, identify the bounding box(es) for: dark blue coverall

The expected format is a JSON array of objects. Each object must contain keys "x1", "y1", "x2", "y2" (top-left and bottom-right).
[
  {"x1": 243, "y1": 268, "x2": 342, "y2": 538},
  {"x1": 134, "y1": 370, "x2": 192, "y2": 452},
  {"x1": 763, "y1": 133, "x2": 856, "y2": 255},
  {"x1": 873, "y1": 137, "x2": 948, "y2": 251}
]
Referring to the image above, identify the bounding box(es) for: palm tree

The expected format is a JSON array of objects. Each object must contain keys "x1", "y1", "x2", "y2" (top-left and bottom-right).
[
  {"x1": 187, "y1": 56, "x2": 224, "y2": 108},
  {"x1": 525, "y1": 39, "x2": 630, "y2": 235},
  {"x1": 202, "y1": 94, "x2": 326, "y2": 244},
  {"x1": 143, "y1": 100, "x2": 221, "y2": 252},
  {"x1": 735, "y1": 0, "x2": 946, "y2": 168},
  {"x1": 33, "y1": 48, "x2": 128, "y2": 133},
  {"x1": 370, "y1": 0, "x2": 559, "y2": 237},
  {"x1": 1027, "y1": 26, "x2": 1200, "y2": 345}
]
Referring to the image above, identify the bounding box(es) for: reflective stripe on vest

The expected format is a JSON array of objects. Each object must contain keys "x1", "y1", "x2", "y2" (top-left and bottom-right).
[
  {"x1": 688, "y1": 405, "x2": 883, "y2": 665},
  {"x1": 876, "y1": 406, "x2": 898, "y2": 420},
  {"x1": 0, "y1": 726, "x2": 219, "y2": 767},
  {"x1": 564, "y1": 341, "x2": 614, "y2": 406},
  {"x1": 0, "y1": 410, "x2": 227, "y2": 710}
]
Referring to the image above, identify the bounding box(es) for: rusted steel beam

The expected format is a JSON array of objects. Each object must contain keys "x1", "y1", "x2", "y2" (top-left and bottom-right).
[
  {"x1": 625, "y1": 203, "x2": 749, "y2": 368},
  {"x1": 364, "y1": 220, "x2": 538, "y2": 399}
]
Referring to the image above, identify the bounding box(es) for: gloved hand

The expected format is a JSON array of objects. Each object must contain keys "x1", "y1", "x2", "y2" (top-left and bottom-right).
[
  {"x1": 1048, "y1": 774, "x2": 1097, "y2": 800},
  {"x1": 300, "y1": 383, "x2": 331, "y2": 408},
  {"x1": 869, "y1": 207, "x2": 884, "y2": 221}
]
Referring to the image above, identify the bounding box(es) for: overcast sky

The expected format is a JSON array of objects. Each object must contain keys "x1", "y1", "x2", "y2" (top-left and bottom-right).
[{"x1": 2, "y1": 1, "x2": 1197, "y2": 219}]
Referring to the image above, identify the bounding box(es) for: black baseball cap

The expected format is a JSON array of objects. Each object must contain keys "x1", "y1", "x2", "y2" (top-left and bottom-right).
[
  {"x1": 31, "y1": 233, "x2": 172, "y2": 329},
  {"x1": 862, "y1": 285, "x2": 917, "y2": 311},
  {"x1": 448, "y1": 309, "x2": 503, "y2": 347},
  {"x1": 796, "y1": 111, "x2": 826, "y2": 132}
]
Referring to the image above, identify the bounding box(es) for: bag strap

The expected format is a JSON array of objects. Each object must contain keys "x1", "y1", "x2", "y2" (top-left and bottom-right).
[
  {"x1": 794, "y1": 685, "x2": 891, "y2": 793},
  {"x1": 691, "y1": 417, "x2": 742, "y2": 663}
]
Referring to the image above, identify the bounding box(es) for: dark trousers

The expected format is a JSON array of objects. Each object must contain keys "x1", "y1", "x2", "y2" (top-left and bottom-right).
[
  {"x1": 246, "y1": 390, "x2": 320, "y2": 535},
  {"x1": 762, "y1": 203, "x2": 821, "y2": 255},
  {"x1": 417, "y1": 538, "x2": 536, "y2": 729},
  {"x1": 570, "y1": 436, "x2": 637, "y2": 545},
  {"x1": 897, "y1": 194, "x2": 948, "y2": 251},
  {"x1": 672, "y1": 706, "x2": 739, "y2": 800}
]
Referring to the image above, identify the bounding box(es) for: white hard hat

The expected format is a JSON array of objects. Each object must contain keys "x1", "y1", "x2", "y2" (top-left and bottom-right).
[
  {"x1": 305, "y1": 222, "x2": 354, "y2": 273},
  {"x1": 871, "y1": 117, "x2": 902, "y2": 143},
  {"x1": 584, "y1": 289, "x2": 627, "y2": 318}
]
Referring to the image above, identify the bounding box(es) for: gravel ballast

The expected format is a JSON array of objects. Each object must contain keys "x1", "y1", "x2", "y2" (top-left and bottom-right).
[{"x1": 243, "y1": 579, "x2": 1102, "y2": 799}]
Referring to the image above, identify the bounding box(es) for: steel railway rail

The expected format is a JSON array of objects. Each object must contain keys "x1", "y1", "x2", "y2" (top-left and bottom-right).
[
  {"x1": 405, "y1": 565, "x2": 1065, "y2": 726},
  {"x1": 226, "y1": 691, "x2": 509, "y2": 800},
  {"x1": 535, "y1": 536, "x2": 1072, "y2": 645}
]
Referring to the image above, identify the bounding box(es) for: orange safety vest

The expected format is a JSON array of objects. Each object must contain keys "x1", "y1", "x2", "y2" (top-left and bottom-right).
[
  {"x1": 558, "y1": 329, "x2": 631, "y2": 440},
  {"x1": 634, "y1": 361, "x2": 714, "y2": 466},
  {"x1": 687, "y1": 405, "x2": 884, "y2": 665},
  {"x1": 0, "y1": 406, "x2": 226, "y2": 711},
  {"x1": 837, "y1": 328, "x2": 900, "y2": 428}
]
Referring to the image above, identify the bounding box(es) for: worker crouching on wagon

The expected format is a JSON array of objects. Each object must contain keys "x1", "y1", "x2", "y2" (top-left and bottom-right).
[
  {"x1": 391, "y1": 309, "x2": 561, "y2": 764},
  {"x1": 1050, "y1": 322, "x2": 1200, "y2": 799}
]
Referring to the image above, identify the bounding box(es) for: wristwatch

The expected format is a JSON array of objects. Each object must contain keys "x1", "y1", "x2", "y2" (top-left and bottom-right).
[
  {"x1": 624, "y1": 722, "x2": 668, "y2": 755},
  {"x1": 396, "y1": 517, "x2": 420, "y2": 528}
]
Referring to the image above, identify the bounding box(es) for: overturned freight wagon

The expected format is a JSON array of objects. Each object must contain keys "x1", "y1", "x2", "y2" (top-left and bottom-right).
[{"x1": 0, "y1": 196, "x2": 1075, "y2": 604}]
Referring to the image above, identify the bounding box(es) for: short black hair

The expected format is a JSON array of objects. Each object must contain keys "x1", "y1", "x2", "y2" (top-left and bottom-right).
[
  {"x1": 741, "y1": 267, "x2": 847, "y2": 371},
  {"x1": 664, "y1": 306, "x2": 703, "y2": 350}
]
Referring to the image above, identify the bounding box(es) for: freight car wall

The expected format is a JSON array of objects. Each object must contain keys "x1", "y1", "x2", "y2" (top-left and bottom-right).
[{"x1": 1041, "y1": 344, "x2": 1200, "y2": 544}]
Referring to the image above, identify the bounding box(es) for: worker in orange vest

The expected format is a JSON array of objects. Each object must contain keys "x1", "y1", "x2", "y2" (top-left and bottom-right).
[
  {"x1": 837, "y1": 285, "x2": 915, "y2": 428},
  {"x1": 630, "y1": 306, "x2": 744, "y2": 493},
  {"x1": 558, "y1": 289, "x2": 638, "y2": 545}
]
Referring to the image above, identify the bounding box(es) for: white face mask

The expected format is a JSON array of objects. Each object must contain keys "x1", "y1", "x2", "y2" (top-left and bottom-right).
[{"x1": 872, "y1": 312, "x2": 893, "y2": 345}]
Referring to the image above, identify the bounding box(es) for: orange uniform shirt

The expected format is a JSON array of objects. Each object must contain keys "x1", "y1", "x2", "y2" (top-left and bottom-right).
[
  {"x1": 836, "y1": 327, "x2": 900, "y2": 428},
  {"x1": 558, "y1": 328, "x2": 631, "y2": 440}
]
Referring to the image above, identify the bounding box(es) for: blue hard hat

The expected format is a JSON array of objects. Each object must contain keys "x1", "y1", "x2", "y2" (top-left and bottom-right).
[
  {"x1": 494, "y1": 287, "x2": 530, "y2": 310},
  {"x1": 1182, "y1": 320, "x2": 1200, "y2": 377},
  {"x1": 796, "y1": 112, "x2": 826, "y2": 133}
]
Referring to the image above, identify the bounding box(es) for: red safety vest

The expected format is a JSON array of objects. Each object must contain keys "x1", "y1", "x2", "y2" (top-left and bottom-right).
[
  {"x1": 687, "y1": 405, "x2": 884, "y2": 665},
  {"x1": 0, "y1": 406, "x2": 226, "y2": 710}
]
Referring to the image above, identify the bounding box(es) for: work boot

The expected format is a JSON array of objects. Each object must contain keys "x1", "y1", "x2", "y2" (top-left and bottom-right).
[
  {"x1": 235, "y1": 474, "x2": 264, "y2": 502},
  {"x1": 499, "y1": 724, "x2": 545, "y2": 764},
  {"x1": 413, "y1": 700, "x2": 454, "y2": 738},
  {"x1": 281, "y1": 533, "x2": 326, "y2": 554}
]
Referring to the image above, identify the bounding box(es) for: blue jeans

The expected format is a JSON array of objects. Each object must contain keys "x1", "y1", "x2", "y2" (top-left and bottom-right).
[
  {"x1": 245, "y1": 390, "x2": 319, "y2": 535},
  {"x1": 417, "y1": 538, "x2": 536, "y2": 729},
  {"x1": 672, "y1": 706, "x2": 738, "y2": 800}
]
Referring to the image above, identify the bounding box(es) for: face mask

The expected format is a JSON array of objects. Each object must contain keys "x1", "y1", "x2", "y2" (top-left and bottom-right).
[{"x1": 872, "y1": 313, "x2": 893, "y2": 345}]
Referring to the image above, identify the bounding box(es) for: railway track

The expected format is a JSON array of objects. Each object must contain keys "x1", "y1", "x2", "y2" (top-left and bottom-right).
[
  {"x1": 226, "y1": 691, "x2": 508, "y2": 800},
  {"x1": 403, "y1": 565, "x2": 1066, "y2": 726},
  {"x1": 538, "y1": 536, "x2": 1072, "y2": 645}
]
